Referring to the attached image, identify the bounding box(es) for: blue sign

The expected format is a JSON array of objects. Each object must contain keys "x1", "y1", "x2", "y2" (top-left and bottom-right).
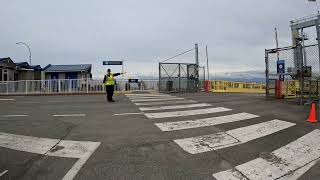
[
  {"x1": 277, "y1": 60, "x2": 285, "y2": 74},
  {"x1": 103, "y1": 61, "x2": 123, "y2": 65}
]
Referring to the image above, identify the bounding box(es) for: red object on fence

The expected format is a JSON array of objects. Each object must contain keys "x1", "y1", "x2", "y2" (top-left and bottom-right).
[
  {"x1": 307, "y1": 102, "x2": 318, "y2": 123},
  {"x1": 275, "y1": 80, "x2": 283, "y2": 99},
  {"x1": 205, "y1": 80, "x2": 212, "y2": 92}
]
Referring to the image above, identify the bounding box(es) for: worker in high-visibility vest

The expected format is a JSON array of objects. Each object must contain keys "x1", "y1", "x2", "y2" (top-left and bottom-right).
[{"x1": 103, "y1": 69, "x2": 125, "y2": 102}]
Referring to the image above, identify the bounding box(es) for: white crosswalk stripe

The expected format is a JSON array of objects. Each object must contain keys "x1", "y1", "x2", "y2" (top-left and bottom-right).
[
  {"x1": 174, "y1": 120, "x2": 295, "y2": 154},
  {"x1": 127, "y1": 93, "x2": 318, "y2": 179},
  {"x1": 145, "y1": 107, "x2": 232, "y2": 119},
  {"x1": 135, "y1": 100, "x2": 198, "y2": 106},
  {"x1": 212, "y1": 129, "x2": 320, "y2": 180},
  {"x1": 125, "y1": 94, "x2": 172, "y2": 97},
  {"x1": 0, "y1": 132, "x2": 101, "y2": 180},
  {"x1": 131, "y1": 97, "x2": 185, "y2": 102},
  {"x1": 155, "y1": 113, "x2": 259, "y2": 131},
  {"x1": 139, "y1": 103, "x2": 211, "y2": 111},
  {"x1": 128, "y1": 96, "x2": 176, "y2": 99}
]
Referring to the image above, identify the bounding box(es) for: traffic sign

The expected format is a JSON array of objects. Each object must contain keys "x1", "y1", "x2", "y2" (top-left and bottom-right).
[
  {"x1": 128, "y1": 79, "x2": 139, "y2": 83},
  {"x1": 277, "y1": 60, "x2": 285, "y2": 74},
  {"x1": 103, "y1": 61, "x2": 123, "y2": 65}
]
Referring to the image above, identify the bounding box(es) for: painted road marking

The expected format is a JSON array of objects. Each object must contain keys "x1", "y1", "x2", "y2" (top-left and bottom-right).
[
  {"x1": 175, "y1": 120, "x2": 295, "y2": 154},
  {"x1": 155, "y1": 113, "x2": 259, "y2": 131},
  {"x1": 0, "y1": 132, "x2": 101, "y2": 180},
  {"x1": 2, "y1": 115, "x2": 29, "y2": 117},
  {"x1": 139, "y1": 103, "x2": 212, "y2": 111},
  {"x1": 127, "y1": 95, "x2": 176, "y2": 99},
  {"x1": 0, "y1": 170, "x2": 8, "y2": 177},
  {"x1": 125, "y1": 94, "x2": 172, "y2": 97},
  {"x1": 113, "y1": 112, "x2": 145, "y2": 116},
  {"x1": 131, "y1": 97, "x2": 185, "y2": 102},
  {"x1": 52, "y1": 114, "x2": 86, "y2": 117},
  {"x1": 0, "y1": 99, "x2": 15, "y2": 101},
  {"x1": 135, "y1": 100, "x2": 198, "y2": 106},
  {"x1": 145, "y1": 107, "x2": 232, "y2": 119},
  {"x1": 212, "y1": 129, "x2": 320, "y2": 180}
]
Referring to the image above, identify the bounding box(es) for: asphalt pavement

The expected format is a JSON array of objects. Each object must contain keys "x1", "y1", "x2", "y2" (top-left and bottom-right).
[{"x1": 0, "y1": 92, "x2": 319, "y2": 180}]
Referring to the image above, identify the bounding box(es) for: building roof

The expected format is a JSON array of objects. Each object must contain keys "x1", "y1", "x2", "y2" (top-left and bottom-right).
[
  {"x1": 15, "y1": 62, "x2": 42, "y2": 71},
  {"x1": 43, "y1": 64, "x2": 92, "y2": 72},
  {"x1": 0, "y1": 57, "x2": 16, "y2": 68},
  {"x1": 0, "y1": 57, "x2": 13, "y2": 63}
]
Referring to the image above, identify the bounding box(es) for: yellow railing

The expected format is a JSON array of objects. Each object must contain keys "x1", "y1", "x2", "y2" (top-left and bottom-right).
[
  {"x1": 211, "y1": 80, "x2": 266, "y2": 93},
  {"x1": 209, "y1": 80, "x2": 301, "y2": 97},
  {"x1": 281, "y1": 80, "x2": 299, "y2": 98}
]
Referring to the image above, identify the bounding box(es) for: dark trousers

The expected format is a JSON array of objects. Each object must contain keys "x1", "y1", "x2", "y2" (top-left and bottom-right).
[{"x1": 106, "y1": 85, "x2": 114, "y2": 101}]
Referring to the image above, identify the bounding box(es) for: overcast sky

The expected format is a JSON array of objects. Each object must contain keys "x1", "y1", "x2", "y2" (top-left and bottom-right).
[{"x1": 0, "y1": 0, "x2": 319, "y2": 78}]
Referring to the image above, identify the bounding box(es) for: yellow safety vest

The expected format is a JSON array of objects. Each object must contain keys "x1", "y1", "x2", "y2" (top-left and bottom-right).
[{"x1": 105, "y1": 74, "x2": 115, "y2": 85}]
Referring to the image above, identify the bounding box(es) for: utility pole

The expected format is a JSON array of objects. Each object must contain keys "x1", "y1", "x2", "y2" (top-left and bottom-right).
[
  {"x1": 275, "y1": 28, "x2": 280, "y2": 61},
  {"x1": 195, "y1": 43, "x2": 199, "y2": 91},
  {"x1": 206, "y1": 45, "x2": 210, "y2": 81}
]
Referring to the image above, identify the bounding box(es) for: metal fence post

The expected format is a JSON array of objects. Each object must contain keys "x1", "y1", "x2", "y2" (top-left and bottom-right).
[
  {"x1": 58, "y1": 79, "x2": 61, "y2": 93},
  {"x1": 178, "y1": 64, "x2": 181, "y2": 92},
  {"x1": 86, "y1": 78, "x2": 89, "y2": 93},
  {"x1": 299, "y1": 45, "x2": 304, "y2": 105},
  {"x1": 25, "y1": 81, "x2": 28, "y2": 94},
  {"x1": 316, "y1": 16, "x2": 320, "y2": 76},
  {"x1": 265, "y1": 49, "x2": 269, "y2": 98},
  {"x1": 159, "y1": 63, "x2": 161, "y2": 92},
  {"x1": 68, "y1": 79, "x2": 71, "y2": 93}
]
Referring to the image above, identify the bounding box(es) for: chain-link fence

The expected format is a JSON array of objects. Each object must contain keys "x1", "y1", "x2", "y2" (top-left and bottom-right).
[
  {"x1": 159, "y1": 63, "x2": 202, "y2": 92},
  {"x1": 265, "y1": 44, "x2": 320, "y2": 104}
]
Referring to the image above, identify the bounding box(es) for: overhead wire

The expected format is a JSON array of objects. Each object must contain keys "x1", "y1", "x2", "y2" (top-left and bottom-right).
[{"x1": 160, "y1": 48, "x2": 195, "y2": 63}]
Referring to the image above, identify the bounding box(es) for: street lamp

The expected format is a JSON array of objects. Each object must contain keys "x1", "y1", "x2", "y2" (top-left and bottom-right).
[
  {"x1": 308, "y1": 0, "x2": 320, "y2": 14},
  {"x1": 16, "y1": 42, "x2": 32, "y2": 65}
]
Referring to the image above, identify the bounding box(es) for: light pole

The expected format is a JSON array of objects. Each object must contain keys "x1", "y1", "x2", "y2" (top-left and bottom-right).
[
  {"x1": 308, "y1": 0, "x2": 320, "y2": 14},
  {"x1": 16, "y1": 42, "x2": 32, "y2": 65}
]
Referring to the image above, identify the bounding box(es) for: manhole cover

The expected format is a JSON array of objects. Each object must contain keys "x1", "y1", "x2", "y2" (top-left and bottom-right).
[
  {"x1": 50, "y1": 145, "x2": 64, "y2": 152},
  {"x1": 259, "y1": 152, "x2": 275, "y2": 161}
]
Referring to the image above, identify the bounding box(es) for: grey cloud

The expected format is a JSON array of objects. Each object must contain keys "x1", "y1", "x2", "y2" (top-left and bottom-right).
[{"x1": 0, "y1": 0, "x2": 319, "y2": 78}]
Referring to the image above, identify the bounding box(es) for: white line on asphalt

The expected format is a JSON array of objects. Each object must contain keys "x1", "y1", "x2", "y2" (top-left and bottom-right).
[
  {"x1": 0, "y1": 132, "x2": 101, "y2": 180},
  {"x1": 125, "y1": 94, "x2": 172, "y2": 97},
  {"x1": 145, "y1": 107, "x2": 232, "y2": 119},
  {"x1": 52, "y1": 114, "x2": 86, "y2": 117},
  {"x1": 0, "y1": 99, "x2": 15, "y2": 101},
  {"x1": 2, "y1": 115, "x2": 29, "y2": 117},
  {"x1": 127, "y1": 96, "x2": 175, "y2": 99},
  {"x1": 212, "y1": 129, "x2": 320, "y2": 180},
  {"x1": 174, "y1": 120, "x2": 295, "y2": 154},
  {"x1": 139, "y1": 103, "x2": 212, "y2": 111},
  {"x1": 155, "y1": 113, "x2": 259, "y2": 131},
  {"x1": 131, "y1": 97, "x2": 185, "y2": 102},
  {"x1": 0, "y1": 170, "x2": 8, "y2": 177},
  {"x1": 135, "y1": 100, "x2": 198, "y2": 106},
  {"x1": 113, "y1": 112, "x2": 145, "y2": 116}
]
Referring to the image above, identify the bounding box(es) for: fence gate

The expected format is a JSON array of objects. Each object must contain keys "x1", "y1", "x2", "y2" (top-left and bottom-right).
[
  {"x1": 159, "y1": 63, "x2": 200, "y2": 92},
  {"x1": 265, "y1": 44, "x2": 320, "y2": 104}
]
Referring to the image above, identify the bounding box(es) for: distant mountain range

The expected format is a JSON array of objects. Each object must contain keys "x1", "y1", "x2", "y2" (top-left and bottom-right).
[{"x1": 133, "y1": 70, "x2": 266, "y2": 83}]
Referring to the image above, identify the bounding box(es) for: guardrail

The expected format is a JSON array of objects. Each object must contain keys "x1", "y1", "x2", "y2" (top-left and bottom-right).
[
  {"x1": 207, "y1": 80, "x2": 266, "y2": 94},
  {"x1": 0, "y1": 79, "x2": 159, "y2": 95}
]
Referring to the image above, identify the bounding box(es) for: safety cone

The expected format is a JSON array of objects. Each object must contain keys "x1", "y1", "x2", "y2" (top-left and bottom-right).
[{"x1": 307, "y1": 102, "x2": 318, "y2": 123}]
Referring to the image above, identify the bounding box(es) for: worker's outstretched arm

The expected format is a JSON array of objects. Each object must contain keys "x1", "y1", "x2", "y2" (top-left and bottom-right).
[{"x1": 113, "y1": 72, "x2": 126, "y2": 77}]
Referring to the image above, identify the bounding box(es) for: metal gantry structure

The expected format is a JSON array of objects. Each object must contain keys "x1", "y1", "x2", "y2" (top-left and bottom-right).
[
  {"x1": 265, "y1": 14, "x2": 320, "y2": 104},
  {"x1": 159, "y1": 43, "x2": 205, "y2": 93}
]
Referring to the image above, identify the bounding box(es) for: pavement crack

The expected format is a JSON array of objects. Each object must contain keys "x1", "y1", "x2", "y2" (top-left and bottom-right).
[{"x1": 13, "y1": 123, "x2": 76, "y2": 180}]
